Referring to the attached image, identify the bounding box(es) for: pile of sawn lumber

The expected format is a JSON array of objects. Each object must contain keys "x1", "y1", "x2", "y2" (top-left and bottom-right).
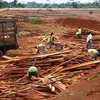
[{"x1": 0, "y1": 50, "x2": 100, "y2": 99}]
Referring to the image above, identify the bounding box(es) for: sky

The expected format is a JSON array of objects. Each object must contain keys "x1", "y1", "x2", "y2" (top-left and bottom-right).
[{"x1": 4, "y1": 0, "x2": 95, "y2": 4}]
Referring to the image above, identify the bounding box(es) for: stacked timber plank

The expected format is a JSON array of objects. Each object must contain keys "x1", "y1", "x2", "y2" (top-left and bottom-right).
[{"x1": 0, "y1": 49, "x2": 100, "y2": 99}]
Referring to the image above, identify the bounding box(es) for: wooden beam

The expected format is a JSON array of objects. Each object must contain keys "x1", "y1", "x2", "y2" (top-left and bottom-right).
[
  {"x1": 2, "y1": 55, "x2": 13, "y2": 60},
  {"x1": 31, "y1": 50, "x2": 71, "y2": 59},
  {"x1": 61, "y1": 60, "x2": 100, "y2": 71},
  {"x1": 35, "y1": 58, "x2": 64, "y2": 64}
]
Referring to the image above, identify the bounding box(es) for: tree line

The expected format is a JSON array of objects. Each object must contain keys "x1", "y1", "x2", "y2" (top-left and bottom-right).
[{"x1": 0, "y1": 0, "x2": 100, "y2": 8}]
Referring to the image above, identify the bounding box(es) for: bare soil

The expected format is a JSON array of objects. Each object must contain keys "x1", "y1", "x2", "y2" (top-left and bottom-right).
[{"x1": 0, "y1": 9, "x2": 100, "y2": 100}]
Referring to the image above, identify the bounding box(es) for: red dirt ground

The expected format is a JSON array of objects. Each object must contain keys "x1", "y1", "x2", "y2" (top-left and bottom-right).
[
  {"x1": 55, "y1": 17, "x2": 100, "y2": 31},
  {"x1": 49, "y1": 65, "x2": 100, "y2": 100},
  {"x1": 0, "y1": 9, "x2": 100, "y2": 100}
]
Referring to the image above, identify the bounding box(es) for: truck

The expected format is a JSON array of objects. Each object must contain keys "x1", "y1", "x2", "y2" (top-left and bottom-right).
[{"x1": 0, "y1": 19, "x2": 19, "y2": 58}]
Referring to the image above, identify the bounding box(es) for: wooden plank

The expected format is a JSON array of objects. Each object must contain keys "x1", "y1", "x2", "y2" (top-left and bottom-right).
[
  {"x1": 41, "y1": 66, "x2": 63, "y2": 75},
  {"x1": 61, "y1": 60, "x2": 100, "y2": 71},
  {"x1": 83, "y1": 28, "x2": 100, "y2": 35},
  {"x1": 36, "y1": 63, "x2": 51, "y2": 67},
  {"x1": 36, "y1": 58, "x2": 64, "y2": 64},
  {"x1": 0, "y1": 50, "x2": 71, "y2": 66},
  {"x1": 31, "y1": 50, "x2": 71, "y2": 59},
  {"x1": 53, "y1": 81, "x2": 66, "y2": 91},
  {"x1": 57, "y1": 55, "x2": 84, "y2": 66},
  {"x1": 49, "y1": 55, "x2": 85, "y2": 75},
  {"x1": 1, "y1": 87, "x2": 32, "y2": 97},
  {"x1": 2, "y1": 55, "x2": 13, "y2": 60}
]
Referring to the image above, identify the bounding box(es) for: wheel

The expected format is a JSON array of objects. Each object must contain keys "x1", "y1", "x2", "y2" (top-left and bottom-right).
[
  {"x1": 97, "y1": 48, "x2": 100, "y2": 56},
  {"x1": 0, "y1": 50, "x2": 3, "y2": 59}
]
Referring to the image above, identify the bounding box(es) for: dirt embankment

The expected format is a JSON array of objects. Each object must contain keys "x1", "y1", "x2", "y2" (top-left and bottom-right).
[{"x1": 55, "y1": 18, "x2": 100, "y2": 31}]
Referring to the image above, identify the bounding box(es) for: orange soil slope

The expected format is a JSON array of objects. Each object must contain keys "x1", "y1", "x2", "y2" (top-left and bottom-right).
[{"x1": 55, "y1": 18, "x2": 100, "y2": 31}]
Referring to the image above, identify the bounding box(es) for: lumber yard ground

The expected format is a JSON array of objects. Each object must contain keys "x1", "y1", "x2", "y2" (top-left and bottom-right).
[{"x1": 0, "y1": 9, "x2": 100, "y2": 100}]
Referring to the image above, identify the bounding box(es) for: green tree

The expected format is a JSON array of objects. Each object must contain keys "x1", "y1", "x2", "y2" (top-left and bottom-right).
[
  {"x1": 72, "y1": 2, "x2": 78, "y2": 8},
  {"x1": 0, "y1": 0, "x2": 3, "y2": 8},
  {"x1": 14, "y1": 0, "x2": 17, "y2": 7},
  {"x1": 0, "y1": 0, "x2": 9, "y2": 8},
  {"x1": 95, "y1": 0, "x2": 100, "y2": 4},
  {"x1": 17, "y1": 3, "x2": 25, "y2": 8}
]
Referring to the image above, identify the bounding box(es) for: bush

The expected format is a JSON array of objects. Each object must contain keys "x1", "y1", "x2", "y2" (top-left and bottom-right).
[{"x1": 30, "y1": 17, "x2": 43, "y2": 24}]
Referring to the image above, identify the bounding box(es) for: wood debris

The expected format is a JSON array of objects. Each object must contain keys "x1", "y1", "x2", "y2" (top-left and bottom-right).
[{"x1": 0, "y1": 49, "x2": 99, "y2": 99}]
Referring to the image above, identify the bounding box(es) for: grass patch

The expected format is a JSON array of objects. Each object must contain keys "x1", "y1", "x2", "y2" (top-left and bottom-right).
[
  {"x1": 30, "y1": 17, "x2": 43, "y2": 24},
  {"x1": 92, "y1": 74, "x2": 100, "y2": 78}
]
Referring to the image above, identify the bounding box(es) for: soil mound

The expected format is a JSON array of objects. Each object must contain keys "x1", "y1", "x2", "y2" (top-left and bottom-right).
[{"x1": 55, "y1": 18, "x2": 100, "y2": 31}]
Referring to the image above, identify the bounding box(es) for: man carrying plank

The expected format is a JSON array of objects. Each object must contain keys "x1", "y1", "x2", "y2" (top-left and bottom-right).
[{"x1": 41, "y1": 32, "x2": 59, "y2": 49}]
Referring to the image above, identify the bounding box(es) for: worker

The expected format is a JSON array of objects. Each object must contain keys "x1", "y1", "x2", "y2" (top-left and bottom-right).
[
  {"x1": 54, "y1": 42, "x2": 63, "y2": 51},
  {"x1": 34, "y1": 43, "x2": 45, "y2": 54},
  {"x1": 27, "y1": 66, "x2": 39, "y2": 81},
  {"x1": 76, "y1": 27, "x2": 82, "y2": 39},
  {"x1": 87, "y1": 49, "x2": 99, "y2": 60},
  {"x1": 49, "y1": 32, "x2": 59, "y2": 49},
  {"x1": 41, "y1": 32, "x2": 58, "y2": 49},
  {"x1": 86, "y1": 32, "x2": 92, "y2": 49},
  {"x1": 49, "y1": 32, "x2": 55, "y2": 49},
  {"x1": 62, "y1": 25, "x2": 69, "y2": 38},
  {"x1": 62, "y1": 25, "x2": 67, "y2": 35}
]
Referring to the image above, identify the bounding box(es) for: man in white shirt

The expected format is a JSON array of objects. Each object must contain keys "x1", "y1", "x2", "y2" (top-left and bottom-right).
[{"x1": 86, "y1": 32, "x2": 92, "y2": 49}]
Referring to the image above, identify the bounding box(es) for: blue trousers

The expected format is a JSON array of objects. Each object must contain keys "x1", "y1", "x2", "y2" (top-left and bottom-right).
[
  {"x1": 78, "y1": 34, "x2": 81, "y2": 39},
  {"x1": 41, "y1": 44, "x2": 45, "y2": 52},
  {"x1": 49, "y1": 41, "x2": 53, "y2": 49},
  {"x1": 39, "y1": 44, "x2": 45, "y2": 53},
  {"x1": 87, "y1": 41, "x2": 91, "y2": 49},
  {"x1": 55, "y1": 43, "x2": 63, "y2": 51},
  {"x1": 91, "y1": 53, "x2": 98, "y2": 60}
]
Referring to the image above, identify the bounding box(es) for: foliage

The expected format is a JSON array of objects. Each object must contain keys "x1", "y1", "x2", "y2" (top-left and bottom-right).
[
  {"x1": 92, "y1": 74, "x2": 100, "y2": 78},
  {"x1": 14, "y1": 0, "x2": 17, "y2": 7},
  {"x1": 0, "y1": 1, "x2": 100, "y2": 8},
  {"x1": 0, "y1": 0, "x2": 26, "y2": 8},
  {"x1": 30, "y1": 17, "x2": 43, "y2": 24}
]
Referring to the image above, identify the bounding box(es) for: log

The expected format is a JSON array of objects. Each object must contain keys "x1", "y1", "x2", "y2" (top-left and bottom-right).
[{"x1": 61, "y1": 60, "x2": 100, "y2": 72}]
